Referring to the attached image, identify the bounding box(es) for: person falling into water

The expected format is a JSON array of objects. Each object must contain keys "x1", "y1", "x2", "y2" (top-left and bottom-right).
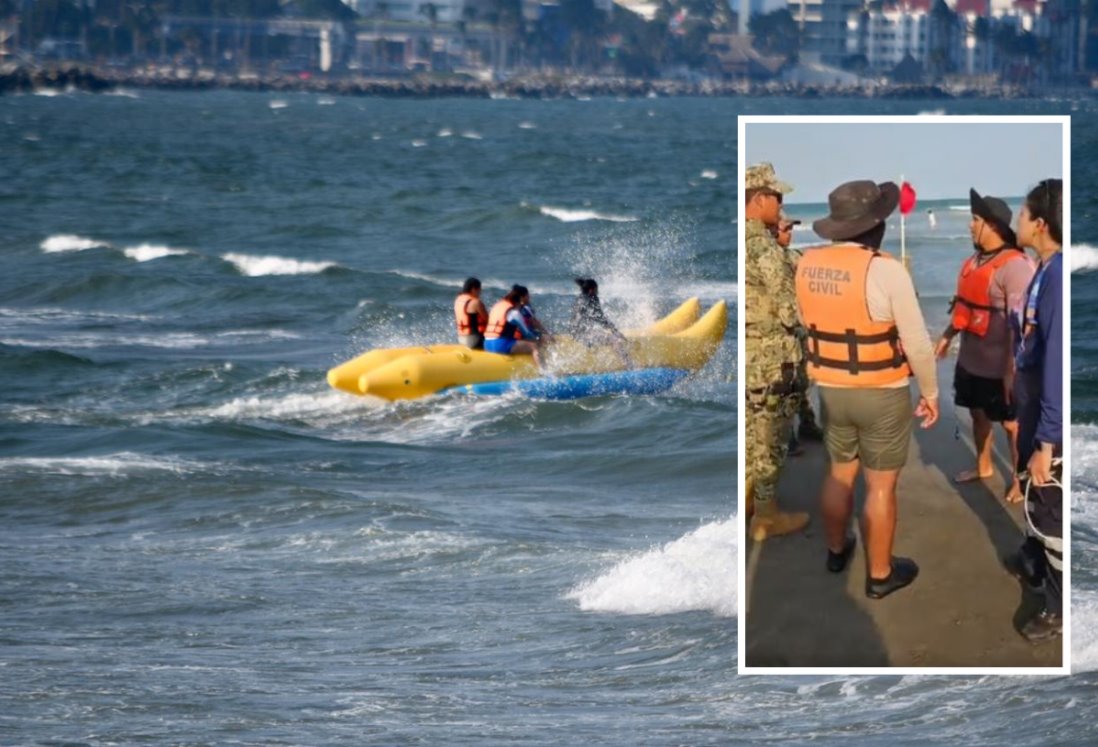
[
  {"x1": 568, "y1": 278, "x2": 634, "y2": 367},
  {"x1": 934, "y1": 190, "x2": 1034, "y2": 503}
]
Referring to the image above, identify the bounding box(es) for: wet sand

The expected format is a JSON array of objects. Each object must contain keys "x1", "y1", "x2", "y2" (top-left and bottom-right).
[{"x1": 744, "y1": 362, "x2": 1064, "y2": 669}]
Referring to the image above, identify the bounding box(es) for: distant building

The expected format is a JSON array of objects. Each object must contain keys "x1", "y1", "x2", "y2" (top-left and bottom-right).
[
  {"x1": 846, "y1": 3, "x2": 932, "y2": 70},
  {"x1": 356, "y1": 0, "x2": 474, "y2": 23},
  {"x1": 840, "y1": 0, "x2": 1084, "y2": 79},
  {"x1": 790, "y1": 0, "x2": 861, "y2": 64}
]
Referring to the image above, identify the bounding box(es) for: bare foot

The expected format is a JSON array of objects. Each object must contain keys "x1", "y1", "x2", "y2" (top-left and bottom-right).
[
  {"x1": 953, "y1": 468, "x2": 994, "y2": 484},
  {"x1": 1004, "y1": 481, "x2": 1025, "y2": 504}
]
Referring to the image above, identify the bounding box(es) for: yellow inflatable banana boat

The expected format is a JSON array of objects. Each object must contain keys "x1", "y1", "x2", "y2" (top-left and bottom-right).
[{"x1": 328, "y1": 298, "x2": 727, "y2": 401}]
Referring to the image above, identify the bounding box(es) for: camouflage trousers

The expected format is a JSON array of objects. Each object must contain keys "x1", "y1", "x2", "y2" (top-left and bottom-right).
[{"x1": 746, "y1": 391, "x2": 802, "y2": 505}]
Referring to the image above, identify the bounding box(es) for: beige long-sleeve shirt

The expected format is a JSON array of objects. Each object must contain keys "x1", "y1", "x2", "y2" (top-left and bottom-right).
[{"x1": 864, "y1": 254, "x2": 938, "y2": 400}]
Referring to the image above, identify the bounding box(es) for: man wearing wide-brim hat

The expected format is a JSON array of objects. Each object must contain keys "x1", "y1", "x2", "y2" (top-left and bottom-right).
[
  {"x1": 934, "y1": 189, "x2": 1035, "y2": 505},
  {"x1": 743, "y1": 162, "x2": 810, "y2": 540},
  {"x1": 794, "y1": 179, "x2": 939, "y2": 599}
]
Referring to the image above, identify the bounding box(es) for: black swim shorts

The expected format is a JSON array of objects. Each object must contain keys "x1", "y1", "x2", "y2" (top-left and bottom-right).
[{"x1": 954, "y1": 363, "x2": 1016, "y2": 422}]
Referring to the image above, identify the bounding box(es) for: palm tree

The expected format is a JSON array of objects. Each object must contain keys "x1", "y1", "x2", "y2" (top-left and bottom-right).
[
  {"x1": 418, "y1": 2, "x2": 439, "y2": 69},
  {"x1": 928, "y1": 0, "x2": 956, "y2": 79}
]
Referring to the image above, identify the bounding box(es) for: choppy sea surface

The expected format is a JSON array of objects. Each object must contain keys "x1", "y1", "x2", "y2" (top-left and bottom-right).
[{"x1": 1, "y1": 91, "x2": 1095, "y2": 744}]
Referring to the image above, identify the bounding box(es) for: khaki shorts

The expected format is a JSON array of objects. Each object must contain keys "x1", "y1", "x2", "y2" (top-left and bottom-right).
[{"x1": 819, "y1": 386, "x2": 913, "y2": 471}]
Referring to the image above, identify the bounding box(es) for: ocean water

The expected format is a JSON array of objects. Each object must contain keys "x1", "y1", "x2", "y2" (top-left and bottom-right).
[{"x1": 0, "y1": 91, "x2": 1094, "y2": 744}]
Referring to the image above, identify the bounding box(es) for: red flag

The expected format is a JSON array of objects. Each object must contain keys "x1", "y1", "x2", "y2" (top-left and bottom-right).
[{"x1": 900, "y1": 181, "x2": 917, "y2": 215}]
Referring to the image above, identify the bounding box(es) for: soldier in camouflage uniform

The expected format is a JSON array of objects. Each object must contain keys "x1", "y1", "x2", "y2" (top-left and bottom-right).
[
  {"x1": 773, "y1": 216, "x2": 824, "y2": 446},
  {"x1": 744, "y1": 163, "x2": 810, "y2": 541}
]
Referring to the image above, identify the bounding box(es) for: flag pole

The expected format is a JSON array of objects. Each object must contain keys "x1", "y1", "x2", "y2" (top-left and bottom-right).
[{"x1": 900, "y1": 173, "x2": 907, "y2": 267}]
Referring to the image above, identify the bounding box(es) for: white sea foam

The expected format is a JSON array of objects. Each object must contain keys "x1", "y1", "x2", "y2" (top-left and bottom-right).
[
  {"x1": 567, "y1": 517, "x2": 736, "y2": 617},
  {"x1": 0, "y1": 332, "x2": 208, "y2": 349},
  {"x1": 700, "y1": 169, "x2": 718, "y2": 180},
  {"x1": 269, "y1": 99, "x2": 288, "y2": 110},
  {"x1": 538, "y1": 206, "x2": 638, "y2": 223},
  {"x1": 1073, "y1": 589, "x2": 1098, "y2": 672},
  {"x1": 40, "y1": 234, "x2": 108, "y2": 253},
  {"x1": 106, "y1": 88, "x2": 140, "y2": 99},
  {"x1": 518, "y1": 121, "x2": 537, "y2": 129},
  {"x1": 460, "y1": 131, "x2": 483, "y2": 140},
  {"x1": 122, "y1": 244, "x2": 190, "y2": 262},
  {"x1": 411, "y1": 139, "x2": 428, "y2": 148},
  {"x1": 437, "y1": 128, "x2": 453, "y2": 137},
  {"x1": 0, "y1": 327, "x2": 299, "y2": 350},
  {"x1": 1071, "y1": 243, "x2": 1098, "y2": 273},
  {"x1": 317, "y1": 96, "x2": 337, "y2": 106},
  {"x1": 0, "y1": 452, "x2": 212, "y2": 476},
  {"x1": 0, "y1": 306, "x2": 153, "y2": 324},
  {"x1": 386, "y1": 269, "x2": 578, "y2": 297},
  {"x1": 200, "y1": 389, "x2": 385, "y2": 423},
  {"x1": 222, "y1": 252, "x2": 337, "y2": 277}
]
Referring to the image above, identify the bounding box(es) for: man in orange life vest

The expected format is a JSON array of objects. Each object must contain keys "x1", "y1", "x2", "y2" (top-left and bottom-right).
[
  {"x1": 454, "y1": 277, "x2": 489, "y2": 350},
  {"x1": 795, "y1": 180, "x2": 939, "y2": 599},
  {"x1": 933, "y1": 190, "x2": 1035, "y2": 503}
]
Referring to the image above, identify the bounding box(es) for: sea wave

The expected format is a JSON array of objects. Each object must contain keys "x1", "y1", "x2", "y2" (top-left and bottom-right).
[
  {"x1": 1074, "y1": 589, "x2": 1098, "y2": 672},
  {"x1": 700, "y1": 169, "x2": 718, "y2": 180},
  {"x1": 537, "y1": 205, "x2": 639, "y2": 223},
  {"x1": 1071, "y1": 243, "x2": 1098, "y2": 273},
  {"x1": 0, "y1": 328, "x2": 300, "y2": 350},
  {"x1": 222, "y1": 252, "x2": 338, "y2": 277},
  {"x1": 40, "y1": 234, "x2": 108, "y2": 253},
  {"x1": 0, "y1": 306, "x2": 154, "y2": 324},
  {"x1": 567, "y1": 516, "x2": 736, "y2": 617},
  {"x1": 0, "y1": 452, "x2": 216, "y2": 476},
  {"x1": 123, "y1": 244, "x2": 191, "y2": 262}
]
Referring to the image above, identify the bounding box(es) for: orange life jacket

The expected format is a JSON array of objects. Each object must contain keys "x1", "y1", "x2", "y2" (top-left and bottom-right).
[
  {"x1": 454, "y1": 293, "x2": 487, "y2": 335},
  {"x1": 949, "y1": 249, "x2": 1028, "y2": 337},
  {"x1": 795, "y1": 244, "x2": 912, "y2": 387},
  {"x1": 484, "y1": 299, "x2": 517, "y2": 340}
]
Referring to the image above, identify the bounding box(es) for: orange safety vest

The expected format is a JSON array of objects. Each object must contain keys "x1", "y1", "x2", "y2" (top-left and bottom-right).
[
  {"x1": 949, "y1": 249, "x2": 1027, "y2": 337},
  {"x1": 454, "y1": 293, "x2": 487, "y2": 335},
  {"x1": 795, "y1": 244, "x2": 912, "y2": 387},
  {"x1": 484, "y1": 299, "x2": 517, "y2": 340}
]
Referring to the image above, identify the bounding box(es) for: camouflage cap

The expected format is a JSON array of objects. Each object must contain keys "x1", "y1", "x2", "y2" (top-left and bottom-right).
[{"x1": 745, "y1": 162, "x2": 793, "y2": 194}]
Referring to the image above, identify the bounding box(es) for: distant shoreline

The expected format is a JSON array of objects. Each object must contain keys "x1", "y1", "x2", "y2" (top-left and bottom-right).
[{"x1": 2, "y1": 63, "x2": 1091, "y2": 101}]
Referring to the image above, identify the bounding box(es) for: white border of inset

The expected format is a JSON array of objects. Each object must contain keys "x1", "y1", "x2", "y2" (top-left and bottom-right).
[{"x1": 736, "y1": 114, "x2": 1071, "y2": 676}]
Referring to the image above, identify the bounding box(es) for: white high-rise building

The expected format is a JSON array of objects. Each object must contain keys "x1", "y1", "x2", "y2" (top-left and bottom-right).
[{"x1": 846, "y1": 5, "x2": 931, "y2": 69}]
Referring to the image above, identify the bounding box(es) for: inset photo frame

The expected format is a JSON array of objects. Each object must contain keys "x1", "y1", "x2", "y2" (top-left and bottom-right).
[{"x1": 737, "y1": 115, "x2": 1070, "y2": 675}]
